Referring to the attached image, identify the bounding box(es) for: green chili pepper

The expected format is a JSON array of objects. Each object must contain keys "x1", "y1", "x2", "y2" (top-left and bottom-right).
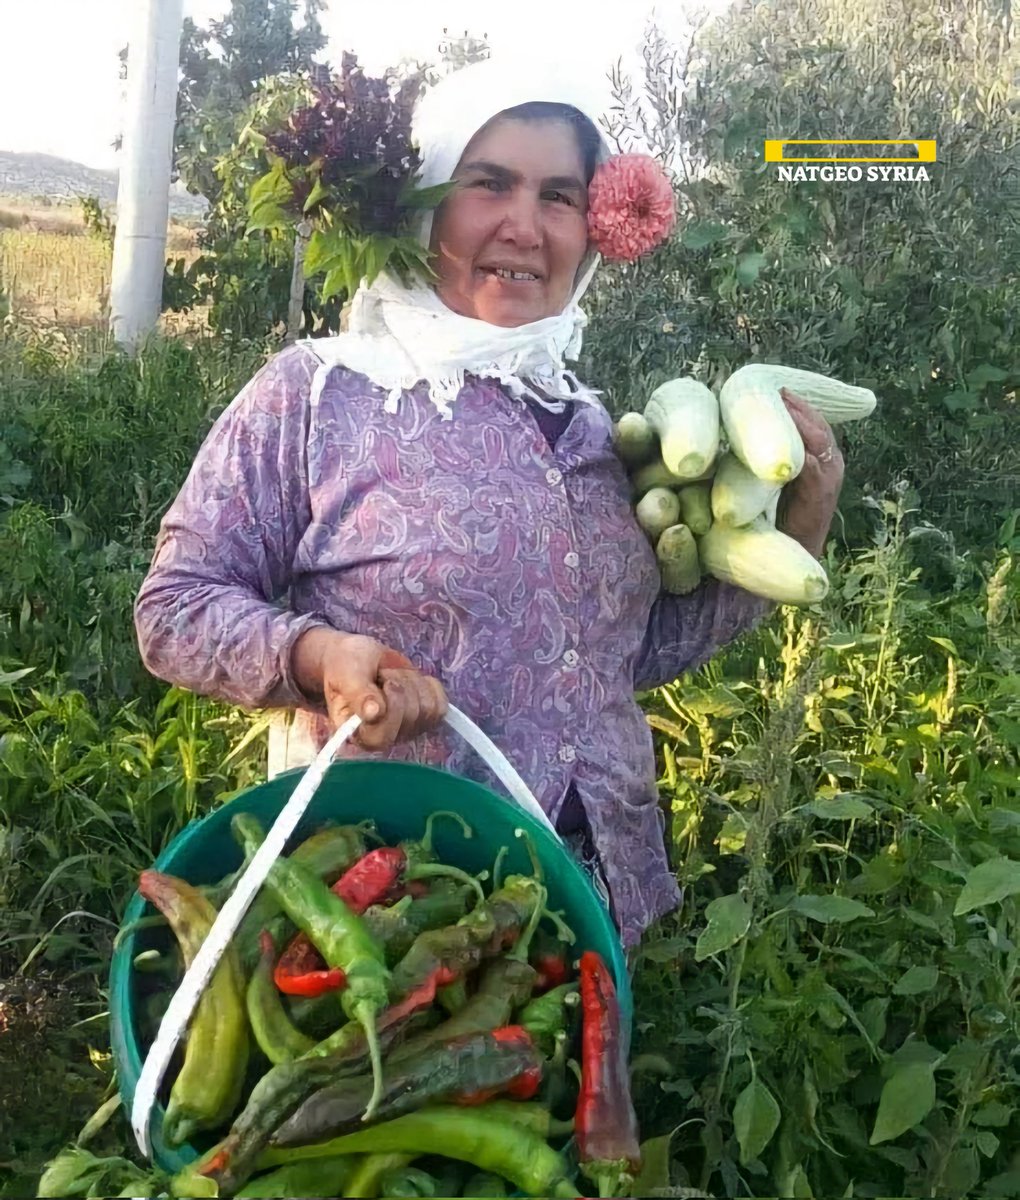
[
  {"x1": 188, "y1": 876, "x2": 542, "y2": 1199},
  {"x1": 400, "y1": 810, "x2": 474, "y2": 871},
  {"x1": 346, "y1": 1153, "x2": 416, "y2": 1199},
  {"x1": 234, "y1": 821, "x2": 369, "y2": 973},
  {"x1": 232, "y1": 813, "x2": 391, "y2": 1121},
  {"x1": 233, "y1": 1154, "x2": 354, "y2": 1197},
  {"x1": 271, "y1": 1026, "x2": 544, "y2": 1149},
  {"x1": 403, "y1": 881, "x2": 477, "y2": 934},
  {"x1": 463, "y1": 1172, "x2": 509, "y2": 1197},
  {"x1": 469, "y1": 1098, "x2": 574, "y2": 1139},
  {"x1": 246, "y1": 931, "x2": 316, "y2": 1064},
  {"x1": 518, "y1": 983, "x2": 580, "y2": 1055},
  {"x1": 378, "y1": 1163, "x2": 438, "y2": 1198},
  {"x1": 137, "y1": 871, "x2": 249, "y2": 1147},
  {"x1": 436, "y1": 978, "x2": 469, "y2": 1015},
  {"x1": 541, "y1": 1030, "x2": 576, "y2": 1120},
  {"x1": 182, "y1": 993, "x2": 433, "y2": 1197},
  {"x1": 390, "y1": 957, "x2": 538, "y2": 1064},
  {"x1": 387, "y1": 875, "x2": 546, "y2": 1009},
  {"x1": 256, "y1": 1106, "x2": 581, "y2": 1198}
]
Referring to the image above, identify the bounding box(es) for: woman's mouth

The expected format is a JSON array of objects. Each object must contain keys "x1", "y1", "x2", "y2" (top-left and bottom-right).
[{"x1": 478, "y1": 266, "x2": 542, "y2": 285}]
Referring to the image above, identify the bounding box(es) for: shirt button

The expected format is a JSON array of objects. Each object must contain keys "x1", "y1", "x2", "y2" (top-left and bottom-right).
[
  {"x1": 563, "y1": 551, "x2": 580, "y2": 568},
  {"x1": 562, "y1": 648, "x2": 580, "y2": 667},
  {"x1": 559, "y1": 744, "x2": 577, "y2": 764},
  {"x1": 546, "y1": 467, "x2": 563, "y2": 486}
]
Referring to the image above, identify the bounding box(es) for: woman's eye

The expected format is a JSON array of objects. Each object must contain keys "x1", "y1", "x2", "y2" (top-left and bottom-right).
[
  {"x1": 473, "y1": 178, "x2": 503, "y2": 191},
  {"x1": 545, "y1": 191, "x2": 574, "y2": 205}
]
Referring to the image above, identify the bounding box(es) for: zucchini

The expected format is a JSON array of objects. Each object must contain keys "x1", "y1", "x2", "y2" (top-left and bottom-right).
[
  {"x1": 710, "y1": 452, "x2": 782, "y2": 527},
  {"x1": 612, "y1": 411, "x2": 657, "y2": 467},
  {"x1": 697, "y1": 517, "x2": 829, "y2": 605},
  {"x1": 677, "y1": 483, "x2": 713, "y2": 536},
  {"x1": 719, "y1": 367, "x2": 805, "y2": 484},
  {"x1": 656, "y1": 524, "x2": 701, "y2": 595},
  {"x1": 631, "y1": 454, "x2": 713, "y2": 498},
  {"x1": 643, "y1": 378, "x2": 720, "y2": 481},
  {"x1": 635, "y1": 487, "x2": 682, "y2": 543},
  {"x1": 728, "y1": 363, "x2": 877, "y2": 424}
]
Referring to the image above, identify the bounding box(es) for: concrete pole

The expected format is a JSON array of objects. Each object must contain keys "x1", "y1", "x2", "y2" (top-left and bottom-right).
[{"x1": 109, "y1": 0, "x2": 185, "y2": 350}]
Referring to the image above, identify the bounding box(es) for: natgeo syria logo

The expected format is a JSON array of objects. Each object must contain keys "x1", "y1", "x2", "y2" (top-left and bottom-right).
[{"x1": 765, "y1": 140, "x2": 936, "y2": 182}]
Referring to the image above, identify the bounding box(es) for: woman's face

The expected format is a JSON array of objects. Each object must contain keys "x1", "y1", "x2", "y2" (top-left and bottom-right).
[{"x1": 428, "y1": 117, "x2": 590, "y2": 327}]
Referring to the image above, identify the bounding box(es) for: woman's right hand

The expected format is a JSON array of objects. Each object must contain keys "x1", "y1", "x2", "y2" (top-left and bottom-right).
[{"x1": 291, "y1": 628, "x2": 448, "y2": 751}]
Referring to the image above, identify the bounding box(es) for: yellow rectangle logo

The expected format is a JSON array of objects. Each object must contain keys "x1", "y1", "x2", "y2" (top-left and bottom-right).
[{"x1": 764, "y1": 139, "x2": 936, "y2": 164}]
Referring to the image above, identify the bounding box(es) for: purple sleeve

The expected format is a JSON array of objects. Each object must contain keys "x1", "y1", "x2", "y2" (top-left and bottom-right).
[
  {"x1": 134, "y1": 346, "x2": 329, "y2": 710},
  {"x1": 633, "y1": 579, "x2": 773, "y2": 692}
]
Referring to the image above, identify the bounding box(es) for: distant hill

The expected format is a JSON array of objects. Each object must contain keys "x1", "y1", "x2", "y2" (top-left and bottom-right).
[{"x1": 0, "y1": 150, "x2": 206, "y2": 218}]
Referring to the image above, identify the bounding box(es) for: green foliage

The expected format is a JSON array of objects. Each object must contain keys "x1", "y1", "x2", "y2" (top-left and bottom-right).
[
  {"x1": 241, "y1": 57, "x2": 453, "y2": 304},
  {"x1": 174, "y1": 0, "x2": 328, "y2": 209},
  {"x1": 76, "y1": 196, "x2": 114, "y2": 245},
  {"x1": 0, "y1": 329, "x2": 263, "y2": 698},
  {"x1": 0, "y1": 325, "x2": 269, "y2": 970},
  {"x1": 582, "y1": 0, "x2": 1019, "y2": 548},
  {"x1": 165, "y1": 71, "x2": 337, "y2": 341},
  {"x1": 631, "y1": 492, "x2": 1020, "y2": 1197},
  {"x1": 166, "y1": 1, "x2": 329, "y2": 340}
]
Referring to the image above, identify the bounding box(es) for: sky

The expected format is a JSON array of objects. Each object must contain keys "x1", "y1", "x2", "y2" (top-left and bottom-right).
[{"x1": 0, "y1": 0, "x2": 722, "y2": 171}]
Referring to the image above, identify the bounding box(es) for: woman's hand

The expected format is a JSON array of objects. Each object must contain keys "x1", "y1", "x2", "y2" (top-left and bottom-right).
[
  {"x1": 776, "y1": 388, "x2": 845, "y2": 559},
  {"x1": 291, "y1": 628, "x2": 448, "y2": 751}
]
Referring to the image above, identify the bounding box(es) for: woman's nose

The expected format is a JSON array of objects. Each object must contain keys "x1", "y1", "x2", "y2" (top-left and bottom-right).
[{"x1": 498, "y1": 190, "x2": 542, "y2": 246}]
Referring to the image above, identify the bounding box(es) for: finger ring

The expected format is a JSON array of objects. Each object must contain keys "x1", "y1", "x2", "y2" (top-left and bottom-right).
[{"x1": 817, "y1": 445, "x2": 836, "y2": 464}]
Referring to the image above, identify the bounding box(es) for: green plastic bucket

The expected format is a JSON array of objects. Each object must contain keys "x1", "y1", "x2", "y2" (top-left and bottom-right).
[{"x1": 110, "y1": 759, "x2": 631, "y2": 1173}]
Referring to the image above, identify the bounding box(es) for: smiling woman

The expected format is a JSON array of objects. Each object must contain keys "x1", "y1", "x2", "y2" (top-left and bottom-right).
[
  {"x1": 429, "y1": 105, "x2": 601, "y2": 327},
  {"x1": 134, "y1": 56, "x2": 782, "y2": 952}
]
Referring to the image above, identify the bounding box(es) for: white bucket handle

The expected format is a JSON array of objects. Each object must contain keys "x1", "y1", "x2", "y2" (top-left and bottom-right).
[{"x1": 130, "y1": 703, "x2": 556, "y2": 1157}]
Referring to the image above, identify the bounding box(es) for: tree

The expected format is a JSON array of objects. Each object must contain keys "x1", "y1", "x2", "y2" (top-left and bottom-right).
[
  {"x1": 581, "y1": 0, "x2": 1018, "y2": 545},
  {"x1": 174, "y1": 0, "x2": 327, "y2": 206}
]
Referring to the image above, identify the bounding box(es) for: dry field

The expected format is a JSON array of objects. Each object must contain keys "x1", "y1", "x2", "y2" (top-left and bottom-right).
[{"x1": 0, "y1": 197, "x2": 199, "y2": 328}]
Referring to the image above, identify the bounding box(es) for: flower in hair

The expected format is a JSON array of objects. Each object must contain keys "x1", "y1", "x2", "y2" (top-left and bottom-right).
[{"x1": 586, "y1": 153, "x2": 676, "y2": 262}]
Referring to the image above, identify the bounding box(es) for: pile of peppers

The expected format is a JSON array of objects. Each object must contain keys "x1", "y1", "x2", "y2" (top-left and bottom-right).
[{"x1": 131, "y1": 810, "x2": 643, "y2": 1198}]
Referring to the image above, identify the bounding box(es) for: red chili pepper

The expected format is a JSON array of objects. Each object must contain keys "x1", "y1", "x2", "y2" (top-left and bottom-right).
[
  {"x1": 272, "y1": 942, "x2": 346, "y2": 998},
  {"x1": 576, "y1": 950, "x2": 641, "y2": 1199},
  {"x1": 455, "y1": 1026, "x2": 543, "y2": 1104},
  {"x1": 534, "y1": 952, "x2": 570, "y2": 993},
  {"x1": 275, "y1": 847, "x2": 406, "y2": 997},
  {"x1": 337, "y1": 846, "x2": 408, "y2": 911}
]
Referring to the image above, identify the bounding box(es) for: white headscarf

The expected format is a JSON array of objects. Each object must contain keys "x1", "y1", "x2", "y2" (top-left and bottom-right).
[{"x1": 302, "y1": 55, "x2": 614, "y2": 419}]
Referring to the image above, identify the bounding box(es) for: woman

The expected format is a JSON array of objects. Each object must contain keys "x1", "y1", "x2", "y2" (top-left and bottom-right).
[{"x1": 135, "y1": 57, "x2": 844, "y2": 949}]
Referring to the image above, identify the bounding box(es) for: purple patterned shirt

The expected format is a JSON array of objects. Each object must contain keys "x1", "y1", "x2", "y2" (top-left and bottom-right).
[{"x1": 134, "y1": 344, "x2": 769, "y2": 946}]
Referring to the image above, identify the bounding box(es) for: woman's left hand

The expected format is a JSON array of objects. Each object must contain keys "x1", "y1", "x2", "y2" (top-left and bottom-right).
[{"x1": 777, "y1": 388, "x2": 845, "y2": 559}]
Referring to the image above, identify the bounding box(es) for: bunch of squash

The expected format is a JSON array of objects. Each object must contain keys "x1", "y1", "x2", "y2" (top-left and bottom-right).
[{"x1": 613, "y1": 364, "x2": 877, "y2": 605}]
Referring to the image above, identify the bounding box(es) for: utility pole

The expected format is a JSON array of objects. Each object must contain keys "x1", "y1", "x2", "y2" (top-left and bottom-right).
[{"x1": 109, "y1": 0, "x2": 184, "y2": 350}]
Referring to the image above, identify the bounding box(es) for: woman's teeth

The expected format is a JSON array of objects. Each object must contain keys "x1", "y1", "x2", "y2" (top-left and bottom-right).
[{"x1": 490, "y1": 268, "x2": 538, "y2": 281}]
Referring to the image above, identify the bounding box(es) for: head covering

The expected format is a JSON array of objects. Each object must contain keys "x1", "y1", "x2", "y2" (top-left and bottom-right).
[{"x1": 302, "y1": 55, "x2": 614, "y2": 420}]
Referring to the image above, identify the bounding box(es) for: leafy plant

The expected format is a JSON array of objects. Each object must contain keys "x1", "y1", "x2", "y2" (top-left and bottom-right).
[
  {"x1": 632, "y1": 491, "x2": 1020, "y2": 1197},
  {"x1": 77, "y1": 197, "x2": 114, "y2": 246},
  {"x1": 244, "y1": 53, "x2": 450, "y2": 304}
]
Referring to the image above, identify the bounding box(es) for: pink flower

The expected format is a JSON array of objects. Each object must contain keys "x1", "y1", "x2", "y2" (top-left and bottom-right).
[{"x1": 587, "y1": 154, "x2": 677, "y2": 262}]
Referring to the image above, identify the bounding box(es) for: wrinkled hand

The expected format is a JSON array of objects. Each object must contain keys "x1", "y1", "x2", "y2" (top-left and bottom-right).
[
  {"x1": 292, "y1": 629, "x2": 448, "y2": 752},
  {"x1": 777, "y1": 388, "x2": 845, "y2": 558}
]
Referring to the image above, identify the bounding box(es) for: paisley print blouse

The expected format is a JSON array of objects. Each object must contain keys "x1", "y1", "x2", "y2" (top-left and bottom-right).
[{"x1": 134, "y1": 344, "x2": 769, "y2": 946}]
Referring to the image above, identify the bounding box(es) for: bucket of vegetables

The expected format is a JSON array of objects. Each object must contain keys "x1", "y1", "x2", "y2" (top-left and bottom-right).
[{"x1": 109, "y1": 707, "x2": 637, "y2": 1199}]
